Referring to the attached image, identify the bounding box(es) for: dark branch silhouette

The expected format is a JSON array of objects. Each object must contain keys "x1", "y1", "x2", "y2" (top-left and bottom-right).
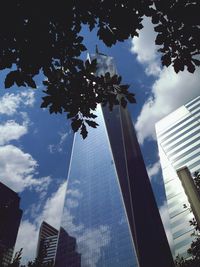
[{"x1": 0, "y1": 1, "x2": 199, "y2": 137}]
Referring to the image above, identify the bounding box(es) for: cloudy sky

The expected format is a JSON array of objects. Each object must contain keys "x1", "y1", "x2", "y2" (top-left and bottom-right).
[{"x1": 0, "y1": 17, "x2": 199, "y2": 263}]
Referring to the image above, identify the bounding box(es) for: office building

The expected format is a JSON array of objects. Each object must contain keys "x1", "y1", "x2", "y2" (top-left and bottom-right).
[
  {"x1": 55, "y1": 53, "x2": 174, "y2": 267},
  {"x1": 36, "y1": 221, "x2": 58, "y2": 264},
  {"x1": 155, "y1": 95, "x2": 200, "y2": 258},
  {"x1": 55, "y1": 227, "x2": 81, "y2": 267},
  {"x1": 0, "y1": 182, "x2": 23, "y2": 266}
]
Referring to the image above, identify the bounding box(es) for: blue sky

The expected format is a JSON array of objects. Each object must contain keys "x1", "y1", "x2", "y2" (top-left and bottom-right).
[{"x1": 0, "y1": 17, "x2": 199, "y2": 262}]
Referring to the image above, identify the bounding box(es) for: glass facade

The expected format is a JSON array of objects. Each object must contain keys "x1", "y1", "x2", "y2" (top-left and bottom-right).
[
  {"x1": 55, "y1": 53, "x2": 174, "y2": 267},
  {"x1": 156, "y1": 95, "x2": 200, "y2": 258},
  {"x1": 55, "y1": 105, "x2": 137, "y2": 267}
]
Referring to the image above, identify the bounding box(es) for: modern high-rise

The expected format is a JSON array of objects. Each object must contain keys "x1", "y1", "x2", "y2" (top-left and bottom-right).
[
  {"x1": 36, "y1": 221, "x2": 58, "y2": 264},
  {"x1": 155, "y1": 95, "x2": 200, "y2": 258},
  {"x1": 55, "y1": 227, "x2": 81, "y2": 267},
  {"x1": 0, "y1": 182, "x2": 23, "y2": 266},
  {"x1": 55, "y1": 53, "x2": 174, "y2": 267}
]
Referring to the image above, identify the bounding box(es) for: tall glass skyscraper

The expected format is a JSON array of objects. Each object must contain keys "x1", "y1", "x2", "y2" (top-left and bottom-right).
[
  {"x1": 155, "y1": 95, "x2": 200, "y2": 258},
  {"x1": 55, "y1": 53, "x2": 174, "y2": 267}
]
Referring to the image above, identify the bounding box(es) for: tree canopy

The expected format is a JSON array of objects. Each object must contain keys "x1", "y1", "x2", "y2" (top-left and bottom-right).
[{"x1": 0, "y1": 1, "x2": 200, "y2": 137}]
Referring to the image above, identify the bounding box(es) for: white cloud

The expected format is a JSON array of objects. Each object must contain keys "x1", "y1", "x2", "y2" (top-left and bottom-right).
[
  {"x1": 0, "y1": 120, "x2": 27, "y2": 145},
  {"x1": 48, "y1": 131, "x2": 70, "y2": 154},
  {"x1": 58, "y1": 185, "x2": 111, "y2": 267},
  {"x1": 15, "y1": 182, "x2": 67, "y2": 263},
  {"x1": 15, "y1": 220, "x2": 39, "y2": 263},
  {"x1": 135, "y1": 67, "x2": 200, "y2": 143},
  {"x1": 147, "y1": 161, "x2": 160, "y2": 180},
  {"x1": 0, "y1": 145, "x2": 51, "y2": 192},
  {"x1": 0, "y1": 91, "x2": 35, "y2": 115},
  {"x1": 131, "y1": 17, "x2": 200, "y2": 144},
  {"x1": 159, "y1": 202, "x2": 175, "y2": 256},
  {"x1": 37, "y1": 182, "x2": 67, "y2": 229},
  {"x1": 16, "y1": 181, "x2": 111, "y2": 266},
  {"x1": 131, "y1": 16, "x2": 161, "y2": 76}
]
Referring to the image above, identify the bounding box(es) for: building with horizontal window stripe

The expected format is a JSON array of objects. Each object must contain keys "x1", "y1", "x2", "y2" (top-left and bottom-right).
[
  {"x1": 36, "y1": 221, "x2": 58, "y2": 264},
  {"x1": 155, "y1": 95, "x2": 200, "y2": 259}
]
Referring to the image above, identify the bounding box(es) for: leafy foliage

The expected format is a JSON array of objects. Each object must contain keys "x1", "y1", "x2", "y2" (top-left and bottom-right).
[
  {"x1": 41, "y1": 59, "x2": 135, "y2": 138},
  {"x1": 153, "y1": 1, "x2": 200, "y2": 73},
  {"x1": 0, "y1": 249, "x2": 53, "y2": 267},
  {"x1": 0, "y1": 1, "x2": 199, "y2": 137}
]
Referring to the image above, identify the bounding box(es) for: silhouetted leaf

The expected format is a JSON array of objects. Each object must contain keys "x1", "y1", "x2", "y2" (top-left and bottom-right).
[
  {"x1": 192, "y1": 58, "x2": 200, "y2": 66},
  {"x1": 67, "y1": 112, "x2": 77, "y2": 119},
  {"x1": 71, "y1": 119, "x2": 82, "y2": 132},
  {"x1": 41, "y1": 96, "x2": 52, "y2": 108},
  {"x1": 80, "y1": 123, "x2": 88, "y2": 139},
  {"x1": 155, "y1": 34, "x2": 164, "y2": 45},
  {"x1": 85, "y1": 120, "x2": 99, "y2": 128},
  {"x1": 161, "y1": 54, "x2": 171, "y2": 67},
  {"x1": 120, "y1": 97, "x2": 127, "y2": 108},
  {"x1": 174, "y1": 58, "x2": 184, "y2": 73},
  {"x1": 126, "y1": 93, "x2": 136, "y2": 104},
  {"x1": 154, "y1": 24, "x2": 164, "y2": 32},
  {"x1": 25, "y1": 77, "x2": 36, "y2": 88},
  {"x1": 5, "y1": 71, "x2": 18, "y2": 88},
  {"x1": 0, "y1": 0, "x2": 199, "y2": 138},
  {"x1": 152, "y1": 14, "x2": 160, "y2": 24},
  {"x1": 85, "y1": 113, "x2": 97, "y2": 119},
  {"x1": 187, "y1": 62, "x2": 195, "y2": 73}
]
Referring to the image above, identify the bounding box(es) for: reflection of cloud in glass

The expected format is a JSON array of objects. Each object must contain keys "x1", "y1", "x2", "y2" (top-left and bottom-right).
[
  {"x1": 118, "y1": 216, "x2": 126, "y2": 225},
  {"x1": 66, "y1": 198, "x2": 79, "y2": 208},
  {"x1": 71, "y1": 179, "x2": 81, "y2": 185},
  {"x1": 67, "y1": 188, "x2": 82, "y2": 198},
  {"x1": 61, "y1": 186, "x2": 111, "y2": 267},
  {"x1": 62, "y1": 206, "x2": 84, "y2": 234},
  {"x1": 78, "y1": 226, "x2": 111, "y2": 267}
]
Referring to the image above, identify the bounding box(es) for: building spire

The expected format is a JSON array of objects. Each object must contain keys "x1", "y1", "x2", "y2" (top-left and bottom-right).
[
  {"x1": 95, "y1": 45, "x2": 107, "y2": 56},
  {"x1": 95, "y1": 45, "x2": 99, "y2": 55}
]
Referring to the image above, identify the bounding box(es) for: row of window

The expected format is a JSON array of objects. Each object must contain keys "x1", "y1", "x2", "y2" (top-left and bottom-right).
[
  {"x1": 173, "y1": 150, "x2": 200, "y2": 169},
  {"x1": 170, "y1": 209, "x2": 192, "y2": 229},
  {"x1": 164, "y1": 130, "x2": 200, "y2": 154},
  {"x1": 159, "y1": 110, "x2": 200, "y2": 143},
  {"x1": 174, "y1": 232, "x2": 194, "y2": 251},
  {"x1": 185, "y1": 96, "x2": 200, "y2": 109},
  {"x1": 188, "y1": 99, "x2": 200, "y2": 112},
  {"x1": 170, "y1": 142, "x2": 200, "y2": 162},
  {"x1": 167, "y1": 135, "x2": 200, "y2": 158},
  {"x1": 162, "y1": 122, "x2": 200, "y2": 148}
]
